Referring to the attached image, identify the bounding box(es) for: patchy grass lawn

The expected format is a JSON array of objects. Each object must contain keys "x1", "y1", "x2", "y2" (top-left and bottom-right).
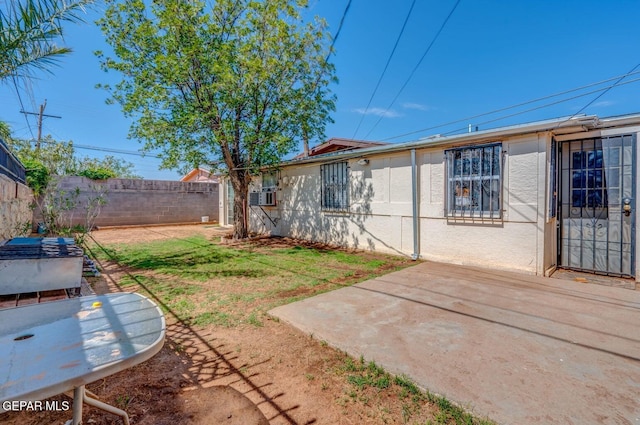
[
  {"x1": 89, "y1": 234, "x2": 406, "y2": 328},
  {"x1": 62, "y1": 226, "x2": 497, "y2": 425}
]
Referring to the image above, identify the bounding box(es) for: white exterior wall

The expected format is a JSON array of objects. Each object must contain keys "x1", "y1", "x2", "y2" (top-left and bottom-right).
[
  {"x1": 248, "y1": 132, "x2": 552, "y2": 275},
  {"x1": 417, "y1": 133, "x2": 549, "y2": 274}
]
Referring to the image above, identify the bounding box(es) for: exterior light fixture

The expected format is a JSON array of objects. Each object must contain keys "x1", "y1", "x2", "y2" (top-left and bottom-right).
[{"x1": 357, "y1": 158, "x2": 369, "y2": 166}]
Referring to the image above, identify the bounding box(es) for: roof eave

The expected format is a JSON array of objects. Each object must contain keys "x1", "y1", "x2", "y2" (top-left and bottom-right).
[
  {"x1": 595, "y1": 113, "x2": 640, "y2": 129},
  {"x1": 284, "y1": 115, "x2": 601, "y2": 166}
]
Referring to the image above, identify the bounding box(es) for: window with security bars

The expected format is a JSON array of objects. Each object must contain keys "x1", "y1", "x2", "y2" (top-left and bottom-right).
[
  {"x1": 321, "y1": 162, "x2": 349, "y2": 211},
  {"x1": 446, "y1": 143, "x2": 502, "y2": 218}
]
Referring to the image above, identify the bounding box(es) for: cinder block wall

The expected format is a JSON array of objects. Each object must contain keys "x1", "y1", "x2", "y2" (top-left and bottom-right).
[
  {"x1": 0, "y1": 174, "x2": 33, "y2": 239},
  {"x1": 34, "y1": 176, "x2": 219, "y2": 228}
]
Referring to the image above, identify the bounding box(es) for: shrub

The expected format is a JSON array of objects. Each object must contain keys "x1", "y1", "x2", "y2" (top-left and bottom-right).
[
  {"x1": 77, "y1": 167, "x2": 116, "y2": 180},
  {"x1": 22, "y1": 158, "x2": 50, "y2": 196}
]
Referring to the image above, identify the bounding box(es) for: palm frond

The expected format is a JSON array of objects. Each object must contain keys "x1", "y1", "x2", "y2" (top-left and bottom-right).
[{"x1": 0, "y1": 0, "x2": 93, "y2": 80}]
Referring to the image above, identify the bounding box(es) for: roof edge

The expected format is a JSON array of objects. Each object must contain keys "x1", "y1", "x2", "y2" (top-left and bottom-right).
[{"x1": 284, "y1": 115, "x2": 605, "y2": 166}]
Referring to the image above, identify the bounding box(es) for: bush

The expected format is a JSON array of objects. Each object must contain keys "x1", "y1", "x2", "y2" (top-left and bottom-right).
[
  {"x1": 77, "y1": 167, "x2": 116, "y2": 180},
  {"x1": 22, "y1": 158, "x2": 50, "y2": 196}
]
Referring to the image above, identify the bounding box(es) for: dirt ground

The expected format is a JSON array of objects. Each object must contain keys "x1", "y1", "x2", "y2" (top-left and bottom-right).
[{"x1": 2, "y1": 225, "x2": 444, "y2": 425}]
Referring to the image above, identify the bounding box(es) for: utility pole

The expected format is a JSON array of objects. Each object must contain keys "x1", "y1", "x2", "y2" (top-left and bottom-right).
[{"x1": 20, "y1": 99, "x2": 61, "y2": 151}]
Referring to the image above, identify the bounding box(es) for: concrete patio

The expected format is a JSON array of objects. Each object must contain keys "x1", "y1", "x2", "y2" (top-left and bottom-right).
[{"x1": 269, "y1": 261, "x2": 640, "y2": 425}]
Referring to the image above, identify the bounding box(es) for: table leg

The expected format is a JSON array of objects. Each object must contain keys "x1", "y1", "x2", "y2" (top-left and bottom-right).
[
  {"x1": 70, "y1": 385, "x2": 130, "y2": 425},
  {"x1": 82, "y1": 388, "x2": 130, "y2": 425},
  {"x1": 72, "y1": 386, "x2": 84, "y2": 425}
]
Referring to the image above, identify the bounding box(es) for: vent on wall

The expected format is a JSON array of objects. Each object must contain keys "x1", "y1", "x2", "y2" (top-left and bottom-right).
[{"x1": 249, "y1": 192, "x2": 260, "y2": 206}]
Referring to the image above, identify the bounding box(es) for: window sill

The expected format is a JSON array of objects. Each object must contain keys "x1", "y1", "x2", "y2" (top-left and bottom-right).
[
  {"x1": 445, "y1": 214, "x2": 504, "y2": 226},
  {"x1": 321, "y1": 209, "x2": 350, "y2": 215}
]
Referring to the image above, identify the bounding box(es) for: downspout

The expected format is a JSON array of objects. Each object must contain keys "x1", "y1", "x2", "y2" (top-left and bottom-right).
[{"x1": 411, "y1": 149, "x2": 419, "y2": 260}]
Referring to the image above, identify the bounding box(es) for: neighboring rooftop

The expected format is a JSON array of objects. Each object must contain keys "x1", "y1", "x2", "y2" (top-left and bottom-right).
[
  {"x1": 180, "y1": 168, "x2": 219, "y2": 183},
  {"x1": 294, "y1": 137, "x2": 388, "y2": 159}
]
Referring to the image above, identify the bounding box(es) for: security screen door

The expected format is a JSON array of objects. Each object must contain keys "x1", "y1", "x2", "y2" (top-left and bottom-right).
[{"x1": 560, "y1": 135, "x2": 636, "y2": 277}]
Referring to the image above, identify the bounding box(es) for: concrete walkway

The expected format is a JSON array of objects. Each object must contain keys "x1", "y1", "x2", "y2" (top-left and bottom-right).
[{"x1": 269, "y1": 261, "x2": 640, "y2": 425}]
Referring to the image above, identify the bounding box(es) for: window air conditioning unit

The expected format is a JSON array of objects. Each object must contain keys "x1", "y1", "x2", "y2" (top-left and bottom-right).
[
  {"x1": 249, "y1": 190, "x2": 276, "y2": 206},
  {"x1": 249, "y1": 192, "x2": 261, "y2": 206}
]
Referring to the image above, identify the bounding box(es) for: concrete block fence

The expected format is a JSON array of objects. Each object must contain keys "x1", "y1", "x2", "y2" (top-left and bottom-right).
[
  {"x1": 0, "y1": 174, "x2": 33, "y2": 239},
  {"x1": 33, "y1": 176, "x2": 219, "y2": 228}
]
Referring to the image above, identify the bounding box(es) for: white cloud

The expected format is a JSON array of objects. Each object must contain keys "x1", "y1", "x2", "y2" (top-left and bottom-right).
[
  {"x1": 352, "y1": 107, "x2": 401, "y2": 118},
  {"x1": 402, "y1": 102, "x2": 432, "y2": 111},
  {"x1": 593, "y1": 100, "x2": 615, "y2": 108}
]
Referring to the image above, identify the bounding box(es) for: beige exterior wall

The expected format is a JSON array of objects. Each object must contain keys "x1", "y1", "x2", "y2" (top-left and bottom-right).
[
  {"x1": 246, "y1": 132, "x2": 554, "y2": 275},
  {"x1": 216, "y1": 117, "x2": 640, "y2": 279},
  {"x1": 0, "y1": 174, "x2": 33, "y2": 240},
  {"x1": 415, "y1": 134, "x2": 550, "y2": 274}
]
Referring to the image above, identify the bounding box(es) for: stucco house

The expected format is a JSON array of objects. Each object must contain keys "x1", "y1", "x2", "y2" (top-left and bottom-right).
[{"x1": 219, "y1": 113, "x2": 640, "y2": 281}]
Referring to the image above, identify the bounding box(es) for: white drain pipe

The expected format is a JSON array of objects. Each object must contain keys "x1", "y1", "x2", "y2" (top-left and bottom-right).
[{"x1": 411, "y1": 149, "x2": 419, "y2": 260}]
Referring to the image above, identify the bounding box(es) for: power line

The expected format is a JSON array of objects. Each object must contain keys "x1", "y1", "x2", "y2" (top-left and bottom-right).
[
  {"x1": 364, "y1": 0, "x2": 462, "y2": 139},
  {"x1": 300, "y1": 0, "x2": 352, "y2": 156},
  {"x1": 315, "y1": 0, "x2": 351, "y2": 83},
  {"x1": 13, "y1": 127, "x2": 31, "y2": 135},
  {"x1": 11, "y1": 76, "x2": 36, "y2": 141},
  {"x1": 351, "y1": 0, "x2": 417, "y2": 139},
  {"x1": 312, "y1": 0, "x2": 352, "y2": 87},
  {"x1": 380, "y1": 68, "x2": 640, "y2": 142},
  {"x1": 36, "y1": 136, "x2": 162, "y2": 158},
  {"x1": 327, "y1": 0, "x2": 352, "y2": 62},
  {"x1": 40, "y1": 123, "x2": 66, "y2": 144},
  {"x1": 441, "y1": 76, "x2": 640, "y2": 136},
  {"x1": 556, "y1": 62, "x2": 640, "y2": 127},
  {"x1": 20, "y1": 99, "x2": 62, "y2": 149},
  {"x1": 38, "y1": 122, "x2": 162, "y2": 158},
  {"x1": 74, "y1": 144, "x2": 161, "y2": 158}
]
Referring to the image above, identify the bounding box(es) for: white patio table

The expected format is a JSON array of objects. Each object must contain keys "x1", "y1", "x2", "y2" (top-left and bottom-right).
[{"x1": 0, "y1": 292, "x2": 165, "y2": 425}]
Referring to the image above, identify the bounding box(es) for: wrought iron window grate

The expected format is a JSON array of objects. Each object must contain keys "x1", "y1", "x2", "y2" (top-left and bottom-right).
[
  {"x1": 445, "y1": 143, "x2": 502, "y2": 218},
  {"x1": 321, "y1": 162, "x2": 349, "y2": 212}
]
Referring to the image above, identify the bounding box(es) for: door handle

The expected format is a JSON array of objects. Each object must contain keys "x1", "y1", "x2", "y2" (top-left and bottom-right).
[{"x1": 623, "y1": 198, "x2": 632, "y2": 217}]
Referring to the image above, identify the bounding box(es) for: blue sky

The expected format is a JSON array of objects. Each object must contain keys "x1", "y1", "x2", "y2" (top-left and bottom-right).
[{"x1": 2, "y1": 0, "x2": 640, "y2": 180}]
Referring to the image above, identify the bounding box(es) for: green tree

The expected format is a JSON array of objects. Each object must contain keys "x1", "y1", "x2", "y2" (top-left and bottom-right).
[
  {"x1": 0, "y1": 121, "x2": 11, "y2": 140},
  {"x1": 0, "y1": 0, "x2": 93, "y2": 81},
  {"x1": 20, "y1": 157, "x2": 50, "y2": 196},
  {"x1": 97, "y1": 0, "x2": 335, "y2": 239},
  {"x1": 75, "y1": 155, "x2": 140, "y2": 179},
  {"x1": 7, "y1": 136, "x2": 140, "y2": 179},
  {"x1": 9, "y1": 135, "x2": 75, "y2": 175}
]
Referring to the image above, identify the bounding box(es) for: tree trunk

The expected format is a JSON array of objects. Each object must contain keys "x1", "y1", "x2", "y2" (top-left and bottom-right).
[
  {"x1": 303, "y1": 129, "x2": 309, "y2": 157},
  {"x1": 229, "y1": 170, "x2": 249, "y2": 239}
]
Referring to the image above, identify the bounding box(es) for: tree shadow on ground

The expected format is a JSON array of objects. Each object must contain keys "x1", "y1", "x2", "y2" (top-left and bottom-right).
[{"x1": 80, "y1": 237, "x2": 314, "y2": 425}]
